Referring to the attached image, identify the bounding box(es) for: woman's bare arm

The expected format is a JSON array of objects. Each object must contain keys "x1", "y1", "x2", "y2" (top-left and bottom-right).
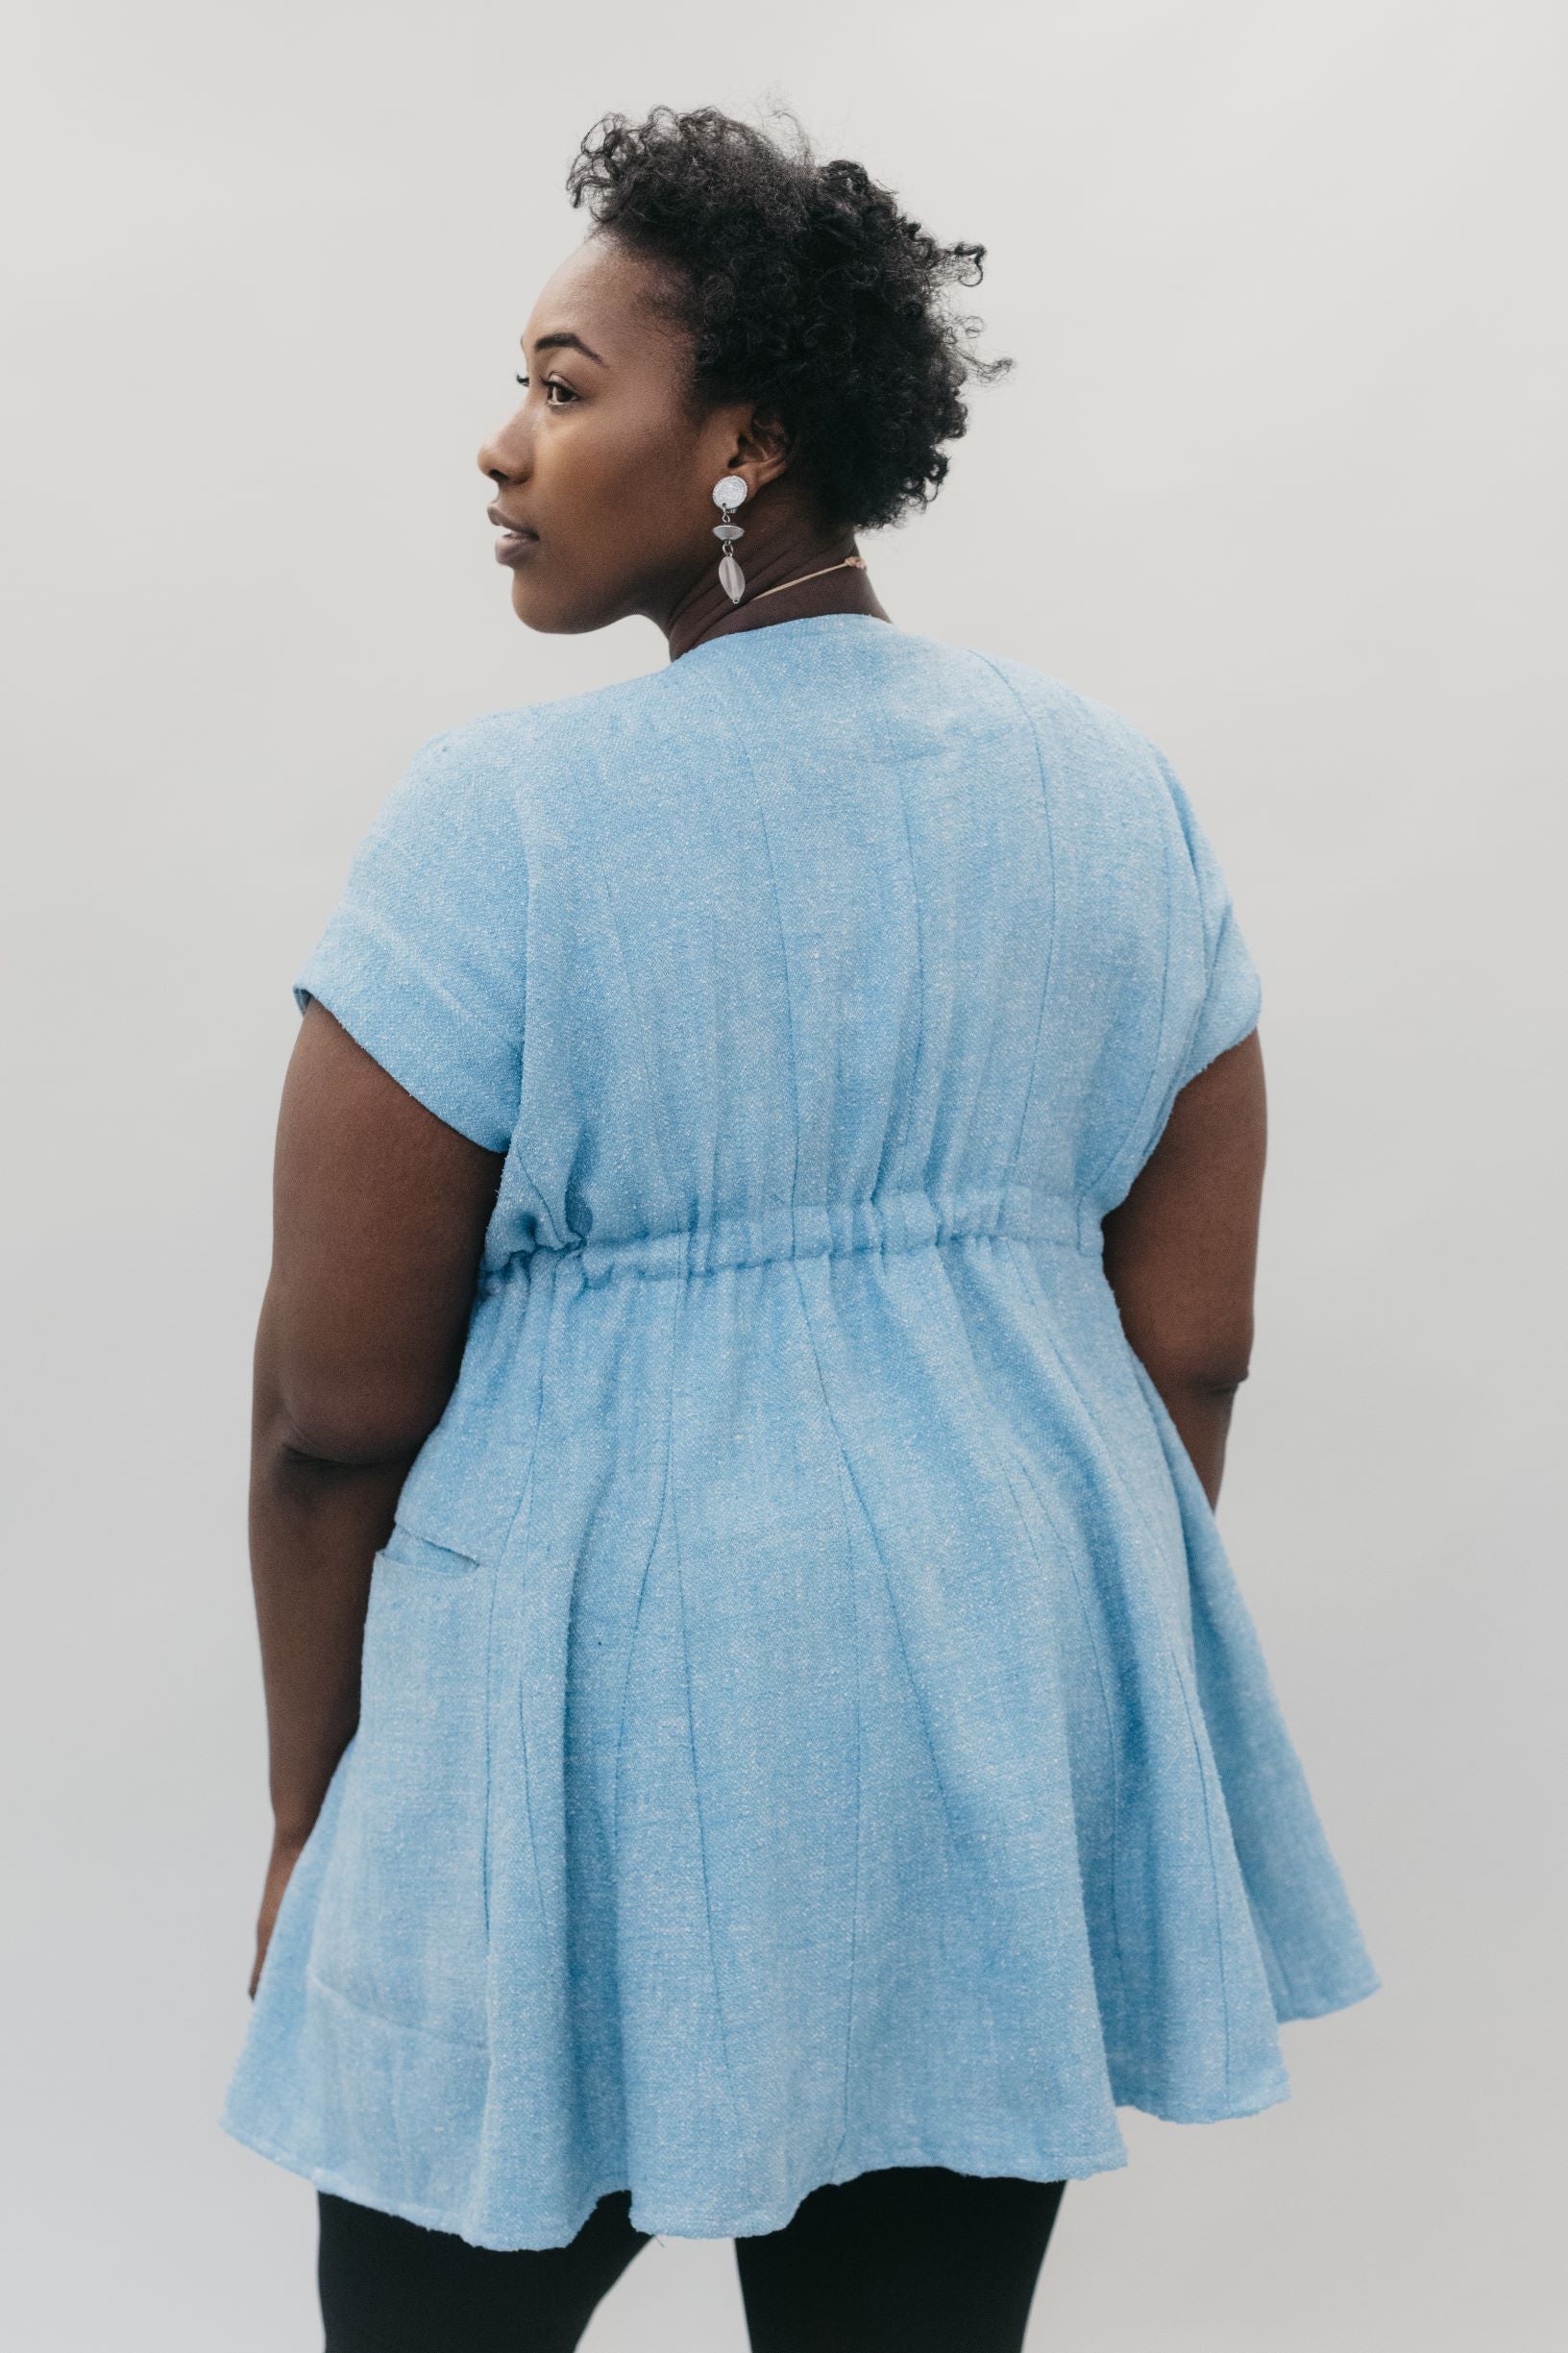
[
  {"x1": 1100, "y1": 1029, "x2": 1267, "y2": 1508},
  {"x1": 246, "y1": 999, "x2": 503, "y2": 1992}
]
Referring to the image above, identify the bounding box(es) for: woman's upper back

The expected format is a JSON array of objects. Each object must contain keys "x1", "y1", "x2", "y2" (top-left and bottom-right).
[{"x1": 295, "y1": 612, "x2": 1261, "y2": 1286}]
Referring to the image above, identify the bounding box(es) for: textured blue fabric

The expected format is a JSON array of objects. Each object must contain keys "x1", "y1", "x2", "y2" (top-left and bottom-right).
[{"x1": 221, "y1": 613, "x2": 1379, "y2": 2249}]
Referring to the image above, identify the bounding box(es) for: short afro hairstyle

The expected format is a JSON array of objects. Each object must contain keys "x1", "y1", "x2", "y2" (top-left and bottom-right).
[{"x1": 564, "y1": 105, "x2": 1012, "y2": 534}]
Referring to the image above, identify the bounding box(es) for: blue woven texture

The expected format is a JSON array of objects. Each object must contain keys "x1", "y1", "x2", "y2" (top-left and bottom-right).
[{"x1": 221, "y1": 615, "x2": 1378, "y2": 2248}]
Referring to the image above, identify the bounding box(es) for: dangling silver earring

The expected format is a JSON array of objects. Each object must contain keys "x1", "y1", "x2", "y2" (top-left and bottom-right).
[{"x1": 712, "y1": 474, "x2": 748, "y2": 601}]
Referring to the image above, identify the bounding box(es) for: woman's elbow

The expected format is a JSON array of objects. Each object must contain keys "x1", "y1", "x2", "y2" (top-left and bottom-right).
[
  {"x1": 263, "y1": 1387, "x2": 435, "y2": 1473},
  {"x1": 254, "y1": 1337, "x2": 445, "y2": 1472},
  {"x1": 1128, "y1": 1319, "x2": 1255, "y2": 1403}
]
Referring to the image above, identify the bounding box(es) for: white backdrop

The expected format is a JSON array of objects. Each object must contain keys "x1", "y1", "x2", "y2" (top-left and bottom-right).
[{"x1": 3, "y1": 4, "x2": 1562, "y2": 2345}]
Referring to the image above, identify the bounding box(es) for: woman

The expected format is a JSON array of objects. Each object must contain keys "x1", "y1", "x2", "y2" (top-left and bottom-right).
[{"x1": 222, "y1": 105, "x2": 1379, "y2": 2352}]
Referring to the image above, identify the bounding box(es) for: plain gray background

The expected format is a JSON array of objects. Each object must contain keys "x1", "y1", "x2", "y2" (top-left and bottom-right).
[{"x1": 4, "y1": 3, "x2": 1562, "y2": 2344}]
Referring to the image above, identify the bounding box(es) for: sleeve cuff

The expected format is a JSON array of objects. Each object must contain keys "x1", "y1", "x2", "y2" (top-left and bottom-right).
[
  {"x1": 293, "y1": 910, "x2": 519, "y2": 1154},
  {"x1": 1177, "y1": 904, "x2": 1262, "y2": 1091}
]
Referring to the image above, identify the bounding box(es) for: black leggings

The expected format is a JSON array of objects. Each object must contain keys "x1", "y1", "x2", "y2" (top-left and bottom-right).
[{"x1": 318, "y1": 2165, "x2": 1066, "y2": 2351}]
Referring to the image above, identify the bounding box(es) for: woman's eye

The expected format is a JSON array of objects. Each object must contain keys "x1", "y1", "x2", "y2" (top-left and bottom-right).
[{"x1": 513, "y1": 372, "x2": 576, "y2": 406}]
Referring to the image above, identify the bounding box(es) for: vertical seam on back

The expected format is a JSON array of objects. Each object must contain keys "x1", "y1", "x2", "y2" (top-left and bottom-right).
[
  {"x1": 786, "y1": 1272, "x2": 866, "y2": 2177},
  {"x1": 486, "y1": 1270, "x2": 559, "y2": 1948},
  {"x1": 879, "y1": 716, "x2": 929, "y2": 1205},
  {"x1": 666, "y1": 1240, "x2": 752, "y2": 2194},
  {"x1": 925, "y1": 1244, "x2": 1133, "y2": 2037},
  {"x1": 960, "y1": 652, "x2": 1062, "y2": 1188},
  {"x1": 611, "y1": 1283, "x2": 676, "y2": 1865},
  {"x1": 584, "y1": 834, "x2": 686, "y2": 1233},
  {"x1": 796, "y1": 1277, "x2": 969, "y2": 1866}
]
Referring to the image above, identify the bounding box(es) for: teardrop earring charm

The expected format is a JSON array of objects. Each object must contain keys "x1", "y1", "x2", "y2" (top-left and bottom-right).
[{"x1": 711, "y1": 474, "x2": 748, "y2": 602}]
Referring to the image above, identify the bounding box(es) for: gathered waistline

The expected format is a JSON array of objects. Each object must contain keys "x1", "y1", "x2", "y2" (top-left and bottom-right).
[{"x1": 481, "y1": 1188, "x2": 1104, "y2": 1291}]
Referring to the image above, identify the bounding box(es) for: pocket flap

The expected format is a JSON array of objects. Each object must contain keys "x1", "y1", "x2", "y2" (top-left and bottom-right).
[
  {"x1": 379, "y1": 1524, "x2": 481, "y2": 1576},
  {"x1": 390, "y1": 1431, "x2": 512, "y2": 1564}
]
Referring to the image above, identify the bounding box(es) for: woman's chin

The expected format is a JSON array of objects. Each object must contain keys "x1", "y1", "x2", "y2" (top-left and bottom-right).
[
  {"x1": 507, "y1": 573, "x2": 617, "y2": 637},
  {"x1": 508, "y1": 571, "x2": 550, "y2": 626}
]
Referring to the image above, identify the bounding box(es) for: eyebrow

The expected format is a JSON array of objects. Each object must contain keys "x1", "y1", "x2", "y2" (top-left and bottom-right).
[{"x1": 524, "y1": 331, "x2": 605, "y2": 365}]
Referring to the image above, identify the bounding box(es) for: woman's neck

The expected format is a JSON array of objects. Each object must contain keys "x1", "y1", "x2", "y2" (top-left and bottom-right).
[{"x1": 664, "y1": 523, "x2": 891, "y2": 661}]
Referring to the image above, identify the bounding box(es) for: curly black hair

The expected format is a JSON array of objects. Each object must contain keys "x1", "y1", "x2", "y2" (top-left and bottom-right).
[{"x1": 565, "y1": 105, "x2": 1012, "y2": 534}]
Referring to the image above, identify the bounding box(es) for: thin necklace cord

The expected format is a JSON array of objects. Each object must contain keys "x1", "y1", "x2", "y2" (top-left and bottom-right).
[{"x1": 746, "y1": 555, "x2": 868, "y2": 606}]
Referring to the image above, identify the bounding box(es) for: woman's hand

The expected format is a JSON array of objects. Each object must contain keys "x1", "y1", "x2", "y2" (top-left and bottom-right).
[{"x1": 249, "y1": 1830, "x2": 307, "y2": 1999}]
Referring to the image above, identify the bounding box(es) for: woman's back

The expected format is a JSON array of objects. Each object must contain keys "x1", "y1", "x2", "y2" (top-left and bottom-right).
[
  {"x1": 223, "y1": 613, "x2": 1378, "y2": 2250},
  {"x1": 407, "y1": 609, "x2": 1235, "y2": 1264}
]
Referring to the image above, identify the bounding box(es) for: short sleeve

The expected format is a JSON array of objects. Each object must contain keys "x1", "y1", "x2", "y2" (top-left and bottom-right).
[
  {"x1": 292, "y1": 724, "x2": 527, "y2": 1152},
  {"x1": 1156, "y1": 752, "x2": 1263, "y2": 1093}
]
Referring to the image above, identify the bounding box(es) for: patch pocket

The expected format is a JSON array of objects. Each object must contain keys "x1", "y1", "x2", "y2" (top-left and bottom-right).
[
  {"x1": 380, "y1": 1521, "x2": 482, "y2": 1576},
  {"x1": 307, "y1": 1543, "x2": 491, "y2": 2046}
]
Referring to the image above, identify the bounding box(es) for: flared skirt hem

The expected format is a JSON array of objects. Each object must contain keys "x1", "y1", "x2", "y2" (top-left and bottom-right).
[{"x1": 218, "y1": 1965, "x2": 1378, "y2": 2252}]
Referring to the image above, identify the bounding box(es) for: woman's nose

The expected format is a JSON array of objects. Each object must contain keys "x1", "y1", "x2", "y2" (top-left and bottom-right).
[{"x1": 477, "y1": 410, "x2": 530, "y2": 485}]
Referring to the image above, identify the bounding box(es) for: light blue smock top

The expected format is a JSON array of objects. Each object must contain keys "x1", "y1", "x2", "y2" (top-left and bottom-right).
[{"x1": 221, "y1": 612, "x2": 1379, "y2": 2249}]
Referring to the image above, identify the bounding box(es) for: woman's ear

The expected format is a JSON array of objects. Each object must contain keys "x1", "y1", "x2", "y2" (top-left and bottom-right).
[{"x1": 726, "y1": 406, "x2": 795, "y2": 496}]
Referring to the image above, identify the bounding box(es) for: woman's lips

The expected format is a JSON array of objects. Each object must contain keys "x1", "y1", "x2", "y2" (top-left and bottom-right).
[{"x1": 495, "y1": 527, "x2": 538, "y2": 567}]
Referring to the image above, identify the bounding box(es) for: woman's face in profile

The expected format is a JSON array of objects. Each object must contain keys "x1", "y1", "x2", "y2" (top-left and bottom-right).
[{"x1": 478, "y1": 233, "x2": 749, "y2": 636}]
